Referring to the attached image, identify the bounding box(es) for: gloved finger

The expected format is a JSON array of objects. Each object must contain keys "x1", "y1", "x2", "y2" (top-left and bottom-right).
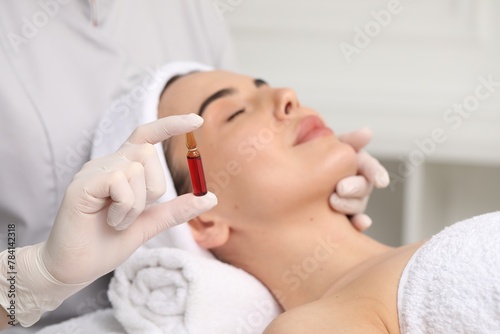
[
  {"x1": 350, "y1": 214, "x2": 373, "y2": 232},
  {"x1": 117, "y1": 143, "x2": 166, "y2": 203},
  {"x1": 126, "y1": 114, "x2": 203, "y2": 145},
  {"x1": 133, "y1": 192, "x2": 218, "y2": 242},
  {"x1": 329, "y1": 192, "x2": 369, "y2": 215},
  {"x1": 336, "y1": 175, "x2": 373, "y2": 198},
  {"x1": 105, "y1": 171, "x2": 135, "y2": 227},
  {"x1": 337, "y1": 127, "x2": 372, "y2": 152},
  {"x1": 357, "y1": 151, "x2": 390, "y2": 188},
  {"x1": 113, "y1": 163, "x2": 147, "y2": 231}
]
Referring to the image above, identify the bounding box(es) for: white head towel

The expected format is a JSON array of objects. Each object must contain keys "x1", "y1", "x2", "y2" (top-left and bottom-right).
[{"x1": 91, "y1": 61, "x2": 215, "y2": 258}]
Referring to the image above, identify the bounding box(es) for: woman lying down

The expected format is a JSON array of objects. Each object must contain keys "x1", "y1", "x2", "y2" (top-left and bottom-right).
[{"x1": 159, "y1": 67, "x2": 500, "y2": 333}]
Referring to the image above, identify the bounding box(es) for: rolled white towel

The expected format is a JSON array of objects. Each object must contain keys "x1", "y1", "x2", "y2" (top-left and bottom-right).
[
  {"x1": 398, "y1": 211, "x2": 500, "y2": 333},
  {"x1": 108, "y1": 247, "x2": 282, "y2": 334}
]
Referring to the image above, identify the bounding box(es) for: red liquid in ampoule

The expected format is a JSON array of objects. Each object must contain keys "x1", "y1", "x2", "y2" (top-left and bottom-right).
[{"x1": 187, "y1": 156, "x2": 207, "y2": 196}]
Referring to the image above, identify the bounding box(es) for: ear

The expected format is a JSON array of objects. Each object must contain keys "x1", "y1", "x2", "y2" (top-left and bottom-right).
[{"x1": 188, "y1": 213, "x2": 230, "y2": 249}]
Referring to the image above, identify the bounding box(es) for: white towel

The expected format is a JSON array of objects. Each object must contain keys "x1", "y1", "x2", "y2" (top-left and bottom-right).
[
  {"x1": 108, "y1": 247, "x2": 281, "y2": 334},
  {"x1": 398, "y1": 211, "x2": 500, "y2": 334},
  {"x1": 91, "y1": 60, "x2": 215, "y2": 258}
]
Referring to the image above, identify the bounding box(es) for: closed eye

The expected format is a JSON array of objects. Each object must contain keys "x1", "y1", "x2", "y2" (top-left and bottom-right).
[{"x1": 227, "y1": 109, "x2": 245, "y2": 122}]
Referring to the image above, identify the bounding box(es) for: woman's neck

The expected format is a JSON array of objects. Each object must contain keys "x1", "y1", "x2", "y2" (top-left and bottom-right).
[{"x1": 219, "y1": 202, "x2": 394, "y2": 310}]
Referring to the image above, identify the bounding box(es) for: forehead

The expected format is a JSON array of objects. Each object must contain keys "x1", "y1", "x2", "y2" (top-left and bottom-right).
[{"x1": 158, "y1": 70, "x2": 253, "y2": 118}]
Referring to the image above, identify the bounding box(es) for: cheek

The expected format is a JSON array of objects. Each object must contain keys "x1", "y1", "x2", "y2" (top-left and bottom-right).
[
  {"x1": 200, "y1": 138, "x2": 247, "y2": 199},
  {"x1": 262, "y1": 141, "x2": 359, "y2": 199},
  {"x1": 200, "y1": 138, "x2": 283, "y2": 213},
  {"x1": 203, "y1": 157, "x2": 244, "y2": 195},
  {"x1": 200, "y1": 128, "x2": 280, "y2": 192},
  {"x1": 315, "y1": 142, "x2": 358, "y2": 185},
  {"x1": 194, "y1": 119, "x2": 286, "y2": 218}
]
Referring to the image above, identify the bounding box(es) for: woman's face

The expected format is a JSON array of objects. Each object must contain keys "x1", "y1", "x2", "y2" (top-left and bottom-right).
[{"x1": 159, "y1": 70, "x2": 357, "y2": 225}]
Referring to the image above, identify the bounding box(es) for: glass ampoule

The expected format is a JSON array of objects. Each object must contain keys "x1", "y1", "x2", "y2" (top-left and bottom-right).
[{"x1": 185, "y1": 132, "x2": 207, "y2": 196}]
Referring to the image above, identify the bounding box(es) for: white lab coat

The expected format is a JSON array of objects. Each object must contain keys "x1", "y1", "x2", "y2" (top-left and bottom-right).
[{"x1": 0, "y1": 1, "x2": 235, "y2": 332}]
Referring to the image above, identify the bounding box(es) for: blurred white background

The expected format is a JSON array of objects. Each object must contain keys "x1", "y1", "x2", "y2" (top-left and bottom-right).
[{"x1": 222, "y1": 0, "x2": 500, "y2": 245}]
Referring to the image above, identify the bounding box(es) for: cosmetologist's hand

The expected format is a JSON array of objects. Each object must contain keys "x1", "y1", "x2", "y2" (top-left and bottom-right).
[
  {"x1": 44, "y1": 113, "x2": 217, "y2": 284},
  {"x1": 331, "y1": 127, "x2": 389, "y2": 231},
  {"x1": 0, "y1": 114, "x2": 217, "y2": 327}
]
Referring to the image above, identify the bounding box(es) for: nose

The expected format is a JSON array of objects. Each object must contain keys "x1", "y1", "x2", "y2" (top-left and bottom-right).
[{"x1": 273, "y1": 88, "x2": 300, "y2": 120}]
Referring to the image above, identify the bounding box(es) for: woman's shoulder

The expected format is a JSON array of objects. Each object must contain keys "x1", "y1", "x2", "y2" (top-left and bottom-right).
[
  {"x1": 263, "y1": 297, "x2": 388, "y2": 334},
  {"x1": 264, "y1": 243, "x2": 424, "y2": 334}
]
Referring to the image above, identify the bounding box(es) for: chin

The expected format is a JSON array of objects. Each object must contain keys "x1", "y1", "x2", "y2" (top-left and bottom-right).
[{"x1": 322, "y1": 141, "x2": 358, "y2": 182}]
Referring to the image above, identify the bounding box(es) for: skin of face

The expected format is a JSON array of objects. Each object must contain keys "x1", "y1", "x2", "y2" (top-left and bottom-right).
[
  {"x1": 158, "y1": 70, "x2": 358, "y2": 250},
  {"x1": 158, "y1": 72, "x2": 418, "y2": 332}
]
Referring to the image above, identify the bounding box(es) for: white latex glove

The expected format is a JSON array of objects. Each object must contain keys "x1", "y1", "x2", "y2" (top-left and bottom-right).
[
  {"x1": 330, "y1": 127, "x2": 389, "y2": 231},
  {"x1": 0, "y1": 114, "x2": 217, "y2": 327}
]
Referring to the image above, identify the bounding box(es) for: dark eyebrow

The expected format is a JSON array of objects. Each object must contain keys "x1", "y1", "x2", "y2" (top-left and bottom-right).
[
  {"x1": 198, "y1": 78, "x2": 269, "y2": 117},
  {"x1": 198, "y1": 88, "x2": 236, "y2": 117},
  {"x1": 254, "y1": 78, "x2": 268, "y2": 87}
]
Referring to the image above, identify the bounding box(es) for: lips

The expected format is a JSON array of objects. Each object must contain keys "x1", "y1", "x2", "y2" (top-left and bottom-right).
[{"x1": 294, "y1": 115, "x2": 333, "y2": 146}]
